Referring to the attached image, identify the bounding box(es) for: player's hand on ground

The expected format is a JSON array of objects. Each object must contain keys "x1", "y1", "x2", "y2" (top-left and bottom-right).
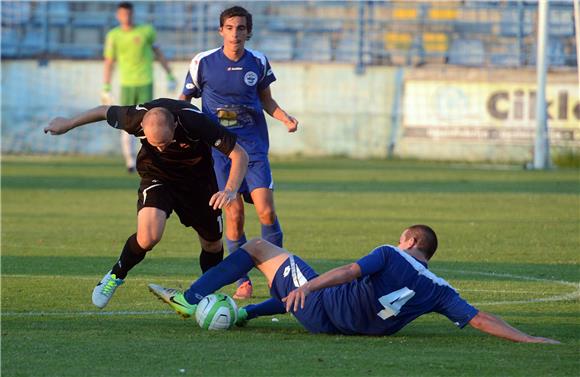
[
  {"x1": 528, "y1": 336, "x2": 561, "y2": 344},
  {"x1": 284, "y1": 114, "x2": 299, "y2": 133},
  {"x1": 44, "y1": 117, "x2": 73, "y2": 135},
  {"x1": 282, "y1": 284, "x2": 311, "y2": 312},
  {"x1": 209, "y1": 189, "x2": 237, "y2": 209}
]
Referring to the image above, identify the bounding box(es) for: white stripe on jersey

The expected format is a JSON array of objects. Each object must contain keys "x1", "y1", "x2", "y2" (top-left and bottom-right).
[
  {"x1": 181, "y1": 107, "x2": 203, "y2": 114},
  {"x1": 388, "y1": 245, "x2": 456, "y2": 291},
  {"x1": 246, "y1": 48, "x2": 270, "y2": 81},
  {"x1": 189, "y1": 47, "x2": 221, "y2": 91}
]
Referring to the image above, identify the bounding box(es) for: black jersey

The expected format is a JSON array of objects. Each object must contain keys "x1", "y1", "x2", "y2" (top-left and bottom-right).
[{"x1": 106, "y1": 98, "x2": 237, "y2": 181}]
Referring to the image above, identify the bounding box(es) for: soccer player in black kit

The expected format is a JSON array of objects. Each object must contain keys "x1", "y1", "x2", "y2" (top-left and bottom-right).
[{"x1": 44, "y1": 98, "x2": 249, "y2": 309}]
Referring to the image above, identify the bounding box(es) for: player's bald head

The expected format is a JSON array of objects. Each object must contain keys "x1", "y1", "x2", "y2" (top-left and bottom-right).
[{"x1": 142, "y1": 107, "x2": 176, "y2": 151}]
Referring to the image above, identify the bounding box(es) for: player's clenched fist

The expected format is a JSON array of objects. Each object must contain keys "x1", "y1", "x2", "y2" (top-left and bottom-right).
[{"x1": 44, "y1": 117, "x2": 74, "y2": 135}]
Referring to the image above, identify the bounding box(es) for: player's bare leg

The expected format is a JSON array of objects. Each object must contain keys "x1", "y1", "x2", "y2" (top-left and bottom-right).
[
  {"x1": 251, "y1": 188, "x2": 283, "y2": 248},
  {"x1": 92, "y1": 207, "x2": 165, "y2": 309},
  {"x1": 241, "y1": 238, "x2": 289, "y2": 286},
  {"x1": 223, "y1": 195, "x2": 253, "y2": 298},
  {"x1": 120, "y1": 131, "x2": 136, "y2": 173}
]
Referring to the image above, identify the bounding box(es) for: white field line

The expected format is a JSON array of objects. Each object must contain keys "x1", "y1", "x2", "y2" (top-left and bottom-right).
[{"x1": 2, "y1": 269, "x2": 579, "y2": 317}]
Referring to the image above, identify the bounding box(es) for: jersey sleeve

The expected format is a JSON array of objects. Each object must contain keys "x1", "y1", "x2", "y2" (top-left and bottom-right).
[
  {"x1": 148, "y1": 24, "x2": 156, "y2": 45},
  {"x1": 356, "y1": 246, "x2": 392, "y2": 277},
  {"x1": 257, "y1": 56, "x2": 276, "y2": 92},
  {"x1": 435, "y1": 289, "x2": 479, "y2": 329},
  {"x1": 182, "y1": 56, "x2": 203, "y2": 98},
  {"x1": 103, "y1": 30, "x2": 115, "y2": 59},
  {"x1": 106, "y1": 105, "x2": 145, "y2": 135},
  {"x1": 179, "y1": 108, "x2": 237, "y2": 156}
]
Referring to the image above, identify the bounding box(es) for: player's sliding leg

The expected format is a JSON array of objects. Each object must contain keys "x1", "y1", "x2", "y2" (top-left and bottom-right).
[
  {"x1": 237, "y1": 298, "x2": 286, "y2": 327},
  {"x1": 92, "y1": 207, "x2": 165, "y2": 309},
  {"x1": 149, "y1": 247, "x2": 255, "y2": 317},
  {"x1": 149, "y1": 239, "x2": 290, "y2": 319}
]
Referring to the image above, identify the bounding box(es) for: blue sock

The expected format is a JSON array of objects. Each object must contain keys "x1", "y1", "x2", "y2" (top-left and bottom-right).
[
  {"x1": 226, "y1": 234, "x2": 250, "y2": 285},
  {"x1": 244, "y1": 298, "x2": 286, "y2": 320},
  {"x1": 261, "y1": 217, "x2": 283, "y2": 247},
  {"x1": 184, "y1": 248, "x2": 254, "y2": 304},
  {"x1": 225, "y1": 234, "x2": 247, "y2": 254}
]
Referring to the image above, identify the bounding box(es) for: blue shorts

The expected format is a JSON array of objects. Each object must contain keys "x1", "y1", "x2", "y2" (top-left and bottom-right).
[
  {"x1": 212, "y1": 153, "x2": 273, "y2": 194},
  {"x1": 269, "y1": 255, "x2": 340, "y2": 334}
]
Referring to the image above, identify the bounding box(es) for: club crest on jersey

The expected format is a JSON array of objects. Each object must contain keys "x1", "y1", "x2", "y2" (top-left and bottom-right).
[{"x1": 244, "y1": 71, "x2": 258, "y2": 86}]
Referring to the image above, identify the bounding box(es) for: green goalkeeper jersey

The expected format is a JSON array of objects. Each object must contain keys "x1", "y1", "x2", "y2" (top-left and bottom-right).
[{"x1": 104, "y1": 24, "x2": 156, "y2": 87}]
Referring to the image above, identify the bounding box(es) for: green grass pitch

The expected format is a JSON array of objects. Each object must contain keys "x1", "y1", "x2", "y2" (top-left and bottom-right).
[{"x1": 2, "y1": 156, "x2": 579, "y2": 376}]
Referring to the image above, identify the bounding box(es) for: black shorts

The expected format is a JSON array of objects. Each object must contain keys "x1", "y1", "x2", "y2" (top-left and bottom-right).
[{"x1": 137, "y1": 177, "x2": 223, "y2": 242}]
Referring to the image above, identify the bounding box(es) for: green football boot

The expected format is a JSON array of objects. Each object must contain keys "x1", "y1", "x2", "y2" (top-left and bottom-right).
[{"x1": 148, "y1": 284, "x2": 197, "y2": 319}]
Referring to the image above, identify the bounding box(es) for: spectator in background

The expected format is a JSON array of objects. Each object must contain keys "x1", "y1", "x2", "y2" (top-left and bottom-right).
[{"x1": 102, "y1": 1, "x2": 177, "y2": 173}]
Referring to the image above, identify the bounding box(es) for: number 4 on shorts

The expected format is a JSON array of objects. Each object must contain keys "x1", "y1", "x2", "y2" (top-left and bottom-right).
[{"x1": 377, "y1": 287, "x2": 415, "y2": 320}]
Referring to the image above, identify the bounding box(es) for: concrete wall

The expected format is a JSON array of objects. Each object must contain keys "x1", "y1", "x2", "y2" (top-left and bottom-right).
[{"x1": 2, "y1": 60, "x2": 577, "y2": 162}]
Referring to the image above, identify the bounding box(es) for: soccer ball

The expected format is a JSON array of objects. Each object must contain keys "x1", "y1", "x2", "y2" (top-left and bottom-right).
[{"x1": 195, "y1": 293, "x2": 238, "y2": 330}]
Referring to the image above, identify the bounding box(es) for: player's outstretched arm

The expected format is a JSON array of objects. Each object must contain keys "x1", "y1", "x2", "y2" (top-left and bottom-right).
[
  {"x1": 44, "y1": 106, "x2": 110, "y2": 135},
  {"x1": 468, "y1": 311, "x2": 560, "y2": 344},
  {"x1": 259, "y1": 87, "x2": 298, "y2": 132},
  {"x1": 209, "y1": 143, "x2": 249, "y2": 209},
  {"x1": 283, "y1": 263, "x2": 362, "y2": 312}
]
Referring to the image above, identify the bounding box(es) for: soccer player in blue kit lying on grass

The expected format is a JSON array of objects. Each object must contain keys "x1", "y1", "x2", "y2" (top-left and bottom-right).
[{"x1": 149, "y1": 224, "x2": 559, "y2": 343}]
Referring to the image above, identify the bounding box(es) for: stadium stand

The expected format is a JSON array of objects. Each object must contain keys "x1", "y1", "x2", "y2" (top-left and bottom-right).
[{"x1": 0, "y1": 0, "x2": 576, "y2": 69}]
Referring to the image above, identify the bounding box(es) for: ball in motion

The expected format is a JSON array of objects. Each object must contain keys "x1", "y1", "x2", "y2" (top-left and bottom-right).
[{"x1": 195, "y1": 293, "x2": 238, "y2": 330}]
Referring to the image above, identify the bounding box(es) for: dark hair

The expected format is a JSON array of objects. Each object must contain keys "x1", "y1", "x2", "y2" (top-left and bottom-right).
[
  {"x1": 117, "y1": 2, "x2": 133, "y2": 11},
  {"x1": 406, "y1": 225, "x2": 438, "y2": 259},
  {"x1": 220, "y1": 6, "x2": 253, "y2": 40}
]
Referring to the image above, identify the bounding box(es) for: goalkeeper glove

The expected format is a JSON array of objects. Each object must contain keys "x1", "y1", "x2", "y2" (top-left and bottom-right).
[
  {"x1": 167, "y1": 73, "x2": 177, "y2": 92},
  {"x1": 100, "y1": 84, "x2": 114, "y2": 105}
]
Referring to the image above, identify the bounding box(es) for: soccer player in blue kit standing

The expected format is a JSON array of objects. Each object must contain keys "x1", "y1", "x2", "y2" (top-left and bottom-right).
[
  {"x1": 179, "y1": 6, "x2": 298, "y2": 299},
  {"x1": 149, "y1": 225, "x2": 559, "y2": 343}
]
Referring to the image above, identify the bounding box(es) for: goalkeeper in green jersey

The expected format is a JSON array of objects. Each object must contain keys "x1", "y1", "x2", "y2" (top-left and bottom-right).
[{"x1": 102, "y1": 2, "x2": 177, "y2": 173}]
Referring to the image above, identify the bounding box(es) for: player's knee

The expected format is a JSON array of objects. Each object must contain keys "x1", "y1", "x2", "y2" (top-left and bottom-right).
[
  {"x1": 241, "y1": 238, "x2": 263, "y2": 256},
  {"x1": 257, "y1": 208, "x2": 276, "y2": 225},
  {"x1": 136, "y1": 233, "x2": 161, "y2": 250},
  {"x1": 226, "y1": 208, "x2": 245, "y2": 227},
  {"x1": 201, "y1": 239, "x2": 222, "y2": 253}
]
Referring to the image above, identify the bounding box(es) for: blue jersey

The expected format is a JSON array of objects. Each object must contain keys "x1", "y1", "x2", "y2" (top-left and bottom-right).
[
  {"x1": 182, "y1": 47, "x2": 276, "y2": 157},
  {"x1": 321, "y1": 245, "x2": 479, "y2": 335}
]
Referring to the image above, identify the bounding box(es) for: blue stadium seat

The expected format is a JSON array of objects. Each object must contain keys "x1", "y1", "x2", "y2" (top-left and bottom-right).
[
  {"x1": 296, "y1": 34, "x2": 332, "y2": 62},
  {"x1": 1, "y1": 2, "x2": 32, "y2": 26},
  {"x1": 133, "y1": 3, "x2": 151, "y2": 25},
  {"x1": 529, "y1": 37, "x2": 567, "y2": 66},
  {"x1": 448, "y1": 39, "x2": 485, "y2": 66},
  {"x1": 549, "y1": 6, "x2": 574, "y2": 37},
  {"x1": 47, "y1": 2, "x2": 70, "y2": 26},
  {"x1": 490, "y1": 53, "x2": 521, "y2": 67},
  {"x1": 1, "y1": 28, "x2": 20, "y2": 58},
  {"x1": 254, "y1": 33, "x2": 294, "y2": 61},
  {"x1": 153, "y1": 3, "x2": 190, "y2": 30},
  {"x1": 19, "y1": 28, "x2": 46, "y2": 57},
  {"x1": 499, "y1": 6, "x2": 533, "y2": 37}
]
